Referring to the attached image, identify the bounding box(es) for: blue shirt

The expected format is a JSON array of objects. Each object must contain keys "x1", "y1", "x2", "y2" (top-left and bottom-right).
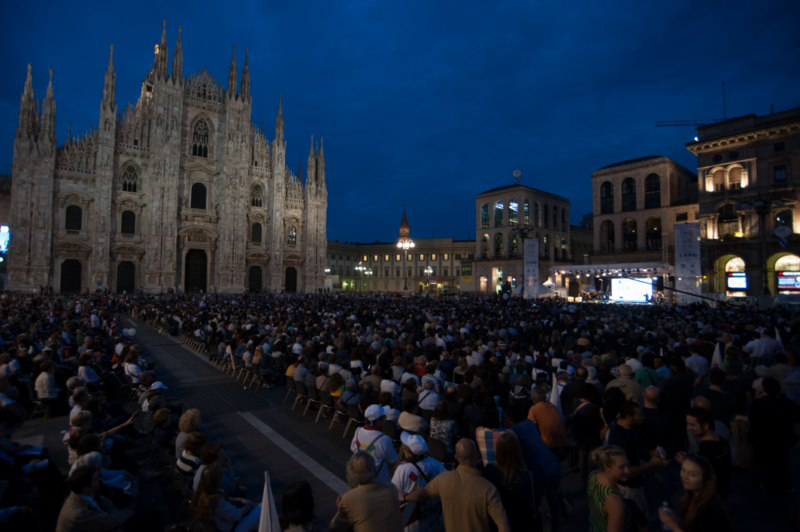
[{"x1": 511, "y1": 420, "x2": 559, "y2": 481}]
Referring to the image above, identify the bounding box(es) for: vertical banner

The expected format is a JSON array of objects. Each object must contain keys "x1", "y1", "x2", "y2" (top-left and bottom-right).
[
  {"x1": 674, "y1": 223, "x2": 701, "y2": 304},
  {"x1": 524, "y1": 237, "x2": 540, "y2": 299}
]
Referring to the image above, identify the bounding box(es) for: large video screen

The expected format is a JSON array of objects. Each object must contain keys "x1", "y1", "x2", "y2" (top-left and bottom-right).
[
  {"x1": 0, "y1": 226, "x2": 8, "y2": 254},
  {"x1": 610, "y1": 278, "x2": 653, "y2": 303},
  {"x1": 777, "y1": 271, "x2": 800, "y2": 292}
]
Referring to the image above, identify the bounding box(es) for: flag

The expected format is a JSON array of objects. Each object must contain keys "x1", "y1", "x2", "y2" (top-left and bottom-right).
[
  {"x1": 711, "y1": 342, "x2": 723, "y2": 368},
  {"x1": 549, "y1": 372, "x2": 562, "y2": 417},
  {"x1": 258, "y1": 471, "x2": 281, "y2": 532}
]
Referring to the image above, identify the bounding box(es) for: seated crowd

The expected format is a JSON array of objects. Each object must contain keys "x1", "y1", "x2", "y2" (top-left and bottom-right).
[{"x1": 2, "y1": 290, "x2": 799, "y2": 531}]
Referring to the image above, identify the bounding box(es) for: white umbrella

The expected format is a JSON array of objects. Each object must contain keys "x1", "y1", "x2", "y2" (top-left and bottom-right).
[
  {"x1": 258, "y1": 471, "x2": 281, "y2": 532},
  {"x1": 711, "y1": 342, "x2": 723, "y2": 368},
  {"x1": 548, "y1": 372, "x2": 562, "y2": 417}
]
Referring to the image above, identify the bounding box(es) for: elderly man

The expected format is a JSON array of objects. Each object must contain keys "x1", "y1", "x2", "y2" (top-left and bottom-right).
[
  {"x1": 330, "y1": 451, "x2": 403, "y2": 532},
  {"x1": 56, "y1": 466, "x2": 134, "y2": 532},
  {"x1": 351, "y1": 405, "x2": 398, "y2": 484},
  {"x1": 408, "y1": 438, "x2": 510, "y2": 532}
]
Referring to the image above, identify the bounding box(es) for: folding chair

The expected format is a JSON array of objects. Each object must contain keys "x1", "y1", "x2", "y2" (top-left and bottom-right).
[
  {"x1": 315, "y1": 391, "x2": 334, "y2": 423},
  {"x1": 303, "y1": 386, "x2": 322, "y2": 417},
  {"x1": 282, "y1": 377, "x2": 297, "y2": 406},
  {"x1": 292, "y1": 381, "x2": 308, "y2": 412},
  {"x1": 343, "y1": 403, "x2": 364, "y2": 439}
]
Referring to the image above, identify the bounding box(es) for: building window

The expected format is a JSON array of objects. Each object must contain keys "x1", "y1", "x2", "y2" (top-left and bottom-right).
[
  {"x1": 408, "y1": 267, "x2": 412, "y2": 277},
  {"x1": 122, "y1": 165, "x2": 138, "y2": 192},
  {"x1": 717, "y1": 204, "x2": 738, "y2": 238},
  {"x1": 373, "y1": 255, "x2": 379, "y2": 262},
  {"x1": 552, "y1": 206, "x2": 559, "y2": 231},
  {"x1": 444, "y1": 267, "x2": 449, "y2": 277},
  {"x1": 675, "y1": 212, "x2": 688, "y2": 222},
  {"x1": 384, "y1": 268, "x2": 389, "y2": 277},
  {"x1": 480, "y1": 203, "x2": 489, "y2": 229},
  {"x1": 384, "y1": 254, "x2": 390, "y2": 261},
  {"x1": 727, "y1": 166, "x2": 745, "y2": 190},
  {"x1": 621, "y1": 178, "x2": 636, "y2": 212},
  {"x1": 363, "y1": 255, "x2": 368, "y2": 262},
  {"x1": 600, "y1": 181, "x2": 614, "y2": 214},
  {"x1": 251, "y1": 223, "x2": 262, "y2": 243},
  {"x1": 775, "y1": 210, "x2": 793, "y2": 230},
  {"x1": 396, "y1": 254, "x2": 401, "y2": 261},
  {"x1": 494, "y1": 232, "x2": 504, "y2": 257},
  {"x1": 443, "y1": 253, "x2": 449, "y2": 261},
  {"x1": 644, "y1": 174, "x2": 660, "y2": 209},
  {"x1": 65, "y1": 205, "x2": 82, "y2": 231},
  {"x1": 524, "y1": 200, "x2": 530, "y2": 225},
  {"x1": 543, "y1": 205, "x2": 549, "y2": 228},
  {"x1": 622, "y1": 218, "x2": 637, "y2": 251},
  {"x1": 600, "y1": 220, "x2": 615, "y2": 252},
  {"x1": 191, "y1": 119, "x2": 210, "y2": 157},
  {"x1": 191, "y1": 183, "x2": 207, "y2": 209},
  {"x1": 121, "y1": 210, "x2": 136, "y2": 235},
  {"x1": 431, "y1": 253, "x2": 437, "y2": 261},
  {"x1": 509, "y1": 199, "x2": 519, "y2": 225},
  {"x1": 712, "y1": 169, "x2": 725, "y2": 192},
  {"x1": 419, "y1": 254, "x2": 425, "y2": 261},
  {"x1": 481, "y1": 234, "x2": 489, "y2": 258},
  {"x1": 542, "y1": 235, "x2": 549, "y2": 259},
  {"x1": 646, "y1": 217, "x2": 661, "y2": 250},
  {"x1": 509, "y1": 233, "x2": 518, "y2": 257},
  {"x1": 287, "y1": 225, "x2": 297, "y2": 245},
  {"x1": 395, "y1": 267, "x2": 400, "y2": 277},
  {"x1": 534, "y1": 201, "x2": 541, "y2": 227},
  {"x1": 774, "y1": 165, "x2": 787, "y2": 184},
  {"x1": 251, "y1": 186, "x2": 263, "y2": 207},
  {"x1": 494, "y1": 201, "x2": 504, "y2": 227}
]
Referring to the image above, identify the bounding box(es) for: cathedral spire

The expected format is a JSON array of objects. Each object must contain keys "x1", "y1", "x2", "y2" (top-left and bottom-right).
[
  {"x1": 227, "y1": 46, "x2": 237, "y2": 99},
  {"x1": 172, "y1": 25, "x2": 183, "y2": 83},
  {"x1": 275, "y1": 95, "x2": 284, "y2": 142},
  {"x1": 154, "y1": 19, "x2": 168, "y2": 80},
  {"x1": 40, "y1": 68, "x2": 56, "y2": 145},
  {"x1": 17, "y1": 64, "x2": 36, "y2": 139},
  {"x1": 102, "y1": 44, "x2": 116, "y2": 111},
  {"x1": 298, "y1": 155, "x2": 303, "y2": 182},
  {"x1": 240, "y1": 49, "x2": 250, "y2": 102}
]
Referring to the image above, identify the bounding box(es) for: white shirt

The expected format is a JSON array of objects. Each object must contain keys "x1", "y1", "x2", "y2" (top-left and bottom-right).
[
  {"x1": 350, "y1": 427, "x2": 398, "y2": 484},
  {"x1": 417, "y1": 389, "x2": 440, "y2": 411},
  {"x1": 685, "y1": 353, "x2": 708, "y2": 378},
  {"x1": 124, "y1": 362, "x2": 142, "y2": 384},
  {"x1": 391, "y1": 457, "x2": 445, "y2": 495},
  {"x1": 380, "y1": 379, "x2": 400, "y2": 395}
]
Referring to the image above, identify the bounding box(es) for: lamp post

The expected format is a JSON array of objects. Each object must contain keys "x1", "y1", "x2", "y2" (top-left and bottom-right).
[
  {"x1": 424, "y1": 265, "x2": 433, "y2": 294},
  {"x1": 355, "y1": 262, "x2": 366, "y2": 293},
  {"x1": 397, "y1": 234, "x2": 415, "y2": 293}
]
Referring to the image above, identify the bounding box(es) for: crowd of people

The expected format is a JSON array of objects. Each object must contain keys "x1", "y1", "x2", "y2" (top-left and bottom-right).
[{"x1": 2, "y1": 290, "x2": 799, "y2": 531}]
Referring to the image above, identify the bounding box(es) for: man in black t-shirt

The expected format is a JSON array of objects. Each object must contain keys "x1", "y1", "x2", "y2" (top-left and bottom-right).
[{"x1": 681, "y1": 407, "x2": 732, "y2": 499}]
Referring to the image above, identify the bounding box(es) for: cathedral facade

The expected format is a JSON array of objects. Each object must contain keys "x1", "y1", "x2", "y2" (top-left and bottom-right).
[{"x1": 8, "y1": 24, "x2": 327, "y2": 294}]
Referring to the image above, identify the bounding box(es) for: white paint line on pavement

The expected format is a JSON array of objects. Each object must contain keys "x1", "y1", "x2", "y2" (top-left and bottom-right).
[{"x1": 238, "y1": 411, "x2": 350, "y2": 495}]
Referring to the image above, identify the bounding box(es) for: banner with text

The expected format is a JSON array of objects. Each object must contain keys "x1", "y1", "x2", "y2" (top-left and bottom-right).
[
  {"x1": 524, "y1": 237, "x2": 540, "y2": 299},
  {"x1": 674, "y1": 223, "x2": 702, "y2": 304}
]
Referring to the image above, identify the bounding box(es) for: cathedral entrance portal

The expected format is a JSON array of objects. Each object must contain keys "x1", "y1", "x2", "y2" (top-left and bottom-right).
[
  {"x1": 249, "y1": 266, "x2": 262, "y2": 292},
  {"x1": 185, "y1": 250, "x2": 207, "y2": 293},
  {"x1": 285, "y1": 267, "x2": 297, "y2": 293},
  {"x1": 61, "y1": 260, "x2": 82, "y2": 294},
  {"x1": 117, "y1": 261, "x2": 136, "y2": 293}
]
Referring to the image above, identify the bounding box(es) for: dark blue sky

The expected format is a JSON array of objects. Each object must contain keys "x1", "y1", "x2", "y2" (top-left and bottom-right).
[{"x1": 2, "y1": 1, "x2": 799, "y2": 242}]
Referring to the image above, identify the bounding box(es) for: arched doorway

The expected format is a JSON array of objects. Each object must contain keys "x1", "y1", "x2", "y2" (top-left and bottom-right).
[
  {"x1": 61, "y1": 260, "x2": 82, "y2": 293},
  {"x1": 185, "y1": 250, "x2": 207, "y2": 293},
  {"x1": 249, "y1": 266, "x2": 263, "y2": 292},
  {"x1": 117, "y1": 261, "x2": 136, "y2": 293},
  {"x1": 714, "y1": 255, "x2": 746, "y2": 296},
  {"x1": 769, "y1": 253, "x2": 800, "y2": 295},
  {"x1": 285, "y1": 267, "x2": 297, "y2": 293}
]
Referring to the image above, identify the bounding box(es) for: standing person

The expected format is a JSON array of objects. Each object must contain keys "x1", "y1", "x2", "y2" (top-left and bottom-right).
[
  {"x1": 484, "y1": 431, "x2": 541, "y2": 532},
  {"x1": 350, "y1": 405, "x2": 398, "y2": 484},
  {"x1": 679, "y1": 408, "x2": 731, "y2": 499},
  {"x1": 586, "y1": 446, "x2": 629, "y2": 532},
  {"x1": 606, "y1": 401, "x2": 667, "y2": 518},
  {"x1": 391, "y1": 433, "x2": 445, "y2": 531},
  {"x1": 573, "y1": 388, "x2": 605, "y2": 484},
  {"x1": 281, "y1": 481, "x2": 318, "y2": 532},
  {"x1": 658, "y1": 454, "x2": 733, "y2": 532},
  {"x1": 528, "y1": 387, "x2": 569, "y2": 456},
  {"x1": 34, "y1": 359, "x2": 60, "y2": 418},
  {"x1": 330, "y1": 451, "x2": 403, "y2": 532},
  {"x1": 748, "y1": 377, "x2": 800, "y2": 495},
  {"x1": 407, "y1": 438, "x2": 510, "y2": 532}
]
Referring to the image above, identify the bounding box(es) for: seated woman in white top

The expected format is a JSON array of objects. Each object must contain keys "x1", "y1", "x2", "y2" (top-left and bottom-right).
[
  {"x1": 123, "y1": 352, "x2": 142, "y2": 384},
  {"x1": 191, "y1": 464, "x2": 261, "y2": 532}
]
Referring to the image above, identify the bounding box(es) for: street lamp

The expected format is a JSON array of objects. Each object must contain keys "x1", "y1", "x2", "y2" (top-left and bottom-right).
[
  {"x1": 424, "y1": 266, "x2": 433, "y2": 294},
  {"x1": 355, "y1": 262, "x2": 366, "y2": 293}
]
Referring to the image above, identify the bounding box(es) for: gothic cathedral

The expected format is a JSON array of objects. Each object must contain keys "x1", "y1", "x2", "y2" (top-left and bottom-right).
[{"x1": 8, "y1": 23, "x2": 328, "y2": 294}]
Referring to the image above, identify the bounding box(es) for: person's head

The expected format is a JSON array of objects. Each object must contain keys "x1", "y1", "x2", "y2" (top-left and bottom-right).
[
  {"x1": 399, "y1": 432, "x2": 429, "y2": 461},
  {"x1": 762, "y1": 377, "x2": 781, "y2": 398},
  {"x1": 72, "y1": 387, "x2": 90, "y2": 407},
  {"x1": 401, "y1": 397, "x2": 418, "y2": 414},
  {"x1": 346, "y1": 451, "x2": 376, "y2": 487},
  {"x1": 691, "y1": 395, "x2": 712, "y2": 412},
  {"x1": 495, "y1": 431, "x2": 525, "y2": 486},
  {"x1": 40, "y1": 360, "x2": 54, "y2": 373},
  {"x1": 282, "y1": 481, "x2": 314, "y2": 527},
  {"x1": 643, "y1": 386, "x2": 660, "y2": 407},
  {"x1": 686, "y1": 407, "x2": 714, "y2": 438},
  {"x1": 616, "y1": 401, "x2": 643, "y2": 426},
  {"x1": 680, "y1": 454, "x2": 718, "y2": 525},
  {"x1": 76, "y1": 433, "x2": 101, "y2": 457},
  {"x1": 68, "y1": 465, "x2": 101, "y2": 495},
  {"x1": 364, "y1": 404, "x2": 388, "y2": 426},
  {"x1": 590, "y1": 445, "x2": 629, "y2": 484},
  {"x1": 179, "y1": 408, "x2": 202, "y2": 433},
  {"x1": 618, "y1": 364, "x2": 633, "y2": 378},
  {"x1": 152, "y1": 408, "x2": 171, "y2": 428},
  {"x1": 378, "y1": 391, "x2": 394, "y2": 408},
  {"x1": 531, "y1": 386, "x2": 547, "y2": 404},
  {"x1": 433, "y1": 401, "x2": 448, "y2": 421},
  {"x1": 708, "y1": 367, "x2": 726, "y2": 387},
  {"x1": 200, "y1": 442, "x2": 224, "y2": 466},
  {"x1": 184, "y1": 431, "x2": 207, "y2": 456},
  {"x1": 454, "y1": 438, "x2": 479, "y2": 468}
]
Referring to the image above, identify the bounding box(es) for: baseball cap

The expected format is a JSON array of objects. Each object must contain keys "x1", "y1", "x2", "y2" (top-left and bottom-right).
[
  {"x1": 400, "y1": 432, "x2": 428, "y2": 456},
  {"x1": 364, "y1": 404, "x2": 389, "y2": 422}
]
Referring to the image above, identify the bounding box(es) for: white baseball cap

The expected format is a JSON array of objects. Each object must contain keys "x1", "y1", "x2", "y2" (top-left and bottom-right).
[
  {"x1": 400, "y1": 431, "x2": 428, "y2": 456},
  {"x1": 364, "y1": 404, "x2": 389, "y2": 422}
]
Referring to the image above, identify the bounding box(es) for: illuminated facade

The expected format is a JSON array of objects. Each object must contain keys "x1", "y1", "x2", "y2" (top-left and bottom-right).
[
  {"x1": 688, "y1": 107, "x2": 800, "y2": 298},
  {"x1": 8, "y1": 24, "x2": 327, "y2": 294}
]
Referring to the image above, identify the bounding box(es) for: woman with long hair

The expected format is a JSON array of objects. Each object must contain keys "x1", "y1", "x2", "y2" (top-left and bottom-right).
[
  {"x1": 658, "y1": 454, "x2": 732, "y2": 532},
  {"x1": 484, "y1": 431, "x2": 540, "y2": 532},
  {"x1": 191, "y1": 464, "x2": 261, "y2": 532},
  {"x1": 587, "y1": 445, "x2": 629, "y2": 532}
]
